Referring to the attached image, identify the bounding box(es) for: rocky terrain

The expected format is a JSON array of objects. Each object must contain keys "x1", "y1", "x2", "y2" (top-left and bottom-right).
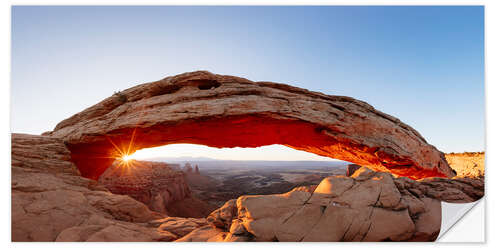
[
  {"x1": 11, "y1": 132, "x2": 483, "y2": 242},
  {"x1": 11, "y1": 71, "x2": 484, "y2": 242},
  {"x1": 11, "y1": 133, "x2": 166, "y2": 241},
  {"x1": 179, "y1": 166, "x2": 483, "y2": 242}
]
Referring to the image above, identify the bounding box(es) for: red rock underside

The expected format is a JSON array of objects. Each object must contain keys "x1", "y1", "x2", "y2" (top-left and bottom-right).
[{"x1": 66, "y1": 115, "x2": 448, "y2": 180}]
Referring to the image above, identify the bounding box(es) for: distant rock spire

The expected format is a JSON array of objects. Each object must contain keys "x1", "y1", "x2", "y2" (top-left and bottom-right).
[
  {"x1": 184, "y1": 162, "x2": 193, "y2": 173},
  {"x1": 194, "y1": 165, "x2": 200, "y2": 175}
]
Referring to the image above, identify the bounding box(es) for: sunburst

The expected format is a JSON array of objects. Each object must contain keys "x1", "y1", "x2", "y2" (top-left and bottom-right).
[
  {"x1": 106, "y1": 127, "x2": 139, "y2": 168},
  {"x1": 121, "y1": 154, "x2": 134, "y2": 162}
]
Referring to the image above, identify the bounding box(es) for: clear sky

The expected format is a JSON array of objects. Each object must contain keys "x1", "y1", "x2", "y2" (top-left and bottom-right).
[{"x1": 11, "y1": 6, "x2": 484, "y2": 160}]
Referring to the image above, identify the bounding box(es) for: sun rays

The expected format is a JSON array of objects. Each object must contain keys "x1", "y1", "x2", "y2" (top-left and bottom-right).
[{"x1": 105, "y1": 127, "x2": 139, "y2": 169}]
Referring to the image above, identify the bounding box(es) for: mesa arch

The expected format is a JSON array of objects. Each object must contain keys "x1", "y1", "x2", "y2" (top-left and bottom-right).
[{"x1": 46, "y1": 71, "x2": 455, "y2": 180}]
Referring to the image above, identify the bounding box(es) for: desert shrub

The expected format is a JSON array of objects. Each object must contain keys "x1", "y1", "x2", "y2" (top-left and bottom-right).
[{"x1": 113, "y1": 90, "x2": 127, "y2": 103}]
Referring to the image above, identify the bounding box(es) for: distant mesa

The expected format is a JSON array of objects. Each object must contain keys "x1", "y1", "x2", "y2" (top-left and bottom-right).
[{"x1": 45, "y1": 71, "x2": 455, "y2": 180}]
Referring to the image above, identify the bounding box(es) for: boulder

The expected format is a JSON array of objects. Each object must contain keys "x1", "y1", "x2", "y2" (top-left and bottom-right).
[{"x1": 206, "y1": 199, "x2": 238, "y2": 229}]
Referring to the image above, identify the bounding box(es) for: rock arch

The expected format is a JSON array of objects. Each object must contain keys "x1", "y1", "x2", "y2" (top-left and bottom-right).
[{"x1": 47, "y1": 71, "x2": 454, "y2": 180}]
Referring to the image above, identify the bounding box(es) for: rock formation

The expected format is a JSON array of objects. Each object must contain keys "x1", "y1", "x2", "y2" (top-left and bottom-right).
[
  {"x1": 192, "y1": 167, "x2": 483, "y2": 242},
  {"x1": 11, "y1": 133, "x2": 483, "y2": 242},
  {"x1": 12, "y1": 133, "x2": 213, "y2": 241},
  {"x1": 11, "y1": 133, "x2": 167, "y2": 241},
  {"x1": 45, "y1": 71, "x2": 454, "y2": 180},
  {"x1": 183, "y1": 163, "x2": 193, "y2": 174},
  {"x1": 98, "y1": 160, "x2": 191, "y2": 215},
  {"x1": 12, "y1": 71, "x2": 485, "y2": 242}
]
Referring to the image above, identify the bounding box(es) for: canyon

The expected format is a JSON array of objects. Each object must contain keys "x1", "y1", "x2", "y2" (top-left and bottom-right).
[{"x1": 12, "y1": 71, "x2": 484, "y2": 242}]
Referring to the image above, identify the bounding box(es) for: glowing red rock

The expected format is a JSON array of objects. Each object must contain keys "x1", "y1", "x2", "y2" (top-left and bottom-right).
[{"x1": 47, "y1": 71, "x2": 455, "y2": 180}]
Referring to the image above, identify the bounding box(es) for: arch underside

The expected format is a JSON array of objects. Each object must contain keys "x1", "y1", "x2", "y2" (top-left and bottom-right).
[
  {"x1": 67, "y1": 114, "x2": 448, "y2": 180},
  {"x1": 49, "y1": 71, "x2": 454, "y2": 180}
]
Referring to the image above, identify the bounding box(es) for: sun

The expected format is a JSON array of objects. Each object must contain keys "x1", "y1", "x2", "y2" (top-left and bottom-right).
[{"x1": 121, "y1": 154, "x2": 134, "y2": 162}]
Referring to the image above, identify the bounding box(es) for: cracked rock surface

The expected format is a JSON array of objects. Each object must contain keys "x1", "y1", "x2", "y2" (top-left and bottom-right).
[{"x1": 201, "y1": 167, "x2": 483, "y2": 242}]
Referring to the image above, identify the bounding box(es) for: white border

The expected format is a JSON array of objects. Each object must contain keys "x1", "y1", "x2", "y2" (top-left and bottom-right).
[{"x1": 2, "y1": 0, "x2": 497, "y2": 249}]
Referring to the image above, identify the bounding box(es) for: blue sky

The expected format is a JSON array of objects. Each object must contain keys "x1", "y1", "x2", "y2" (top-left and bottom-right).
[{"x1": 11, "y1": 6, "x2": 484, "y2": 159}]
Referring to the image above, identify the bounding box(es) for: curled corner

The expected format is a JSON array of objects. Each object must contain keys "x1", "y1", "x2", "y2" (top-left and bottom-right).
[{"x1": 437, "y1": 198, "x2": 484, "y2": 242}]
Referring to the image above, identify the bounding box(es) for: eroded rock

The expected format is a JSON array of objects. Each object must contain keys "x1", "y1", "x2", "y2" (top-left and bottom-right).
[
  {"x1": 200, "y1": 167, "x2": 483, "y2": 242},
  {"x1": 11, "y1": 133, "x2": 483, "y2": 242},
  {"x1": 97, "y1": 160, "x2": 192, "y2": 216},
  {"x1": 46, "y1": 71, "x2": 455, "y2": 180},
  {"x1": 11, "y1": 134, "x2": 165, "y2": 242},
  {"x1": 154, "y1": 217, "x2": 208, "y2": 238}
]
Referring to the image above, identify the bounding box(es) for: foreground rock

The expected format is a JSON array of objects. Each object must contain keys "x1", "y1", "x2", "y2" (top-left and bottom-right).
[
  {"x1": 11, "y1": 134, "x2": 169, "y2": 241},
  {"x1": 11, "y1": 133, "x2": 483, "y2": 242},
  {"x1": 46, "y1": 71, "x2": 454, "y2": 180},
  {"x1": 199, "y1": 167, "x2": 483, "y2": 242},
  {"x1": 150, "y1": 217, "x2": 208, "y2": 238}
]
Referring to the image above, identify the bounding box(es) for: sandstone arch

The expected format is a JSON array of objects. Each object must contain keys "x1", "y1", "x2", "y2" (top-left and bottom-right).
[{"x1": 47, "y1": 71, "x2": 454, "y2": 180}]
